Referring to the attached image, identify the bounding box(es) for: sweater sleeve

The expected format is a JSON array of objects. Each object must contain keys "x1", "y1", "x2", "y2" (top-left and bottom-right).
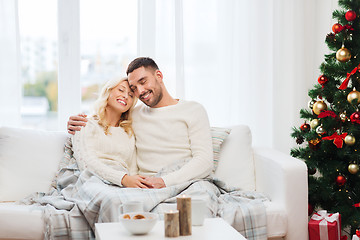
[
  {"x1": 72, "y1": 120, "x2": 129, "y2": 187},
  {"x1": 129, "y1": 147, "x2": 138, "y2": 176},
  {"x1": 162, "y1": 104, "x2": 213, "y2": 186}
]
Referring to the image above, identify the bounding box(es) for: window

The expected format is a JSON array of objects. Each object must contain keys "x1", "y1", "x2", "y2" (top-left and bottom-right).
[
  {"x1": 80, "y1": 0, "x2": 138, "y2": 114},
  {"x1": 18, "y1": 0, "x2": 58, "y2": 130}
]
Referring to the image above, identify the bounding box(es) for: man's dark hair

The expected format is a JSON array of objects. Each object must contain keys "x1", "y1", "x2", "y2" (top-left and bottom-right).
[{"x1": 126, "y1": 57, "x2": 159, "y2": 75}]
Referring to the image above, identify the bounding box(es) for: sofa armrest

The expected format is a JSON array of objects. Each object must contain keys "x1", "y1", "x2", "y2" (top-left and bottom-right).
[{"x1": 253, "y1": 147, "x2": 308, "y2": 240}]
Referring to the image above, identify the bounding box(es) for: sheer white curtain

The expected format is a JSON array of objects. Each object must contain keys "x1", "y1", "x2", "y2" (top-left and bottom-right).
[
  {"x1": 137, "y1": 0, "x2": 338, "y2": 152},
  {"x1": 0, "y1": 0, "x2": 21, "y2": 127},
  {"x1": 1, "y1": 0, "x2": 339, "y2": 151}
]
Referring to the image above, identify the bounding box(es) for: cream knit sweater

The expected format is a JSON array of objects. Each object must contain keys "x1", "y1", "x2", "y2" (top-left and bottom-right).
[
  {"x1": 132, "y1": 100, "x2": 213, "y2": 186},
  {"x1": 72, "y1": 118, "x2": 136, "y2": 187}
]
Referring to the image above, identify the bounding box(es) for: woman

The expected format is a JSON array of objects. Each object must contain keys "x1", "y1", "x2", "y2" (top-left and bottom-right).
[{"x1": 72, "y1": 77, "x2": 151, "y2": 188}]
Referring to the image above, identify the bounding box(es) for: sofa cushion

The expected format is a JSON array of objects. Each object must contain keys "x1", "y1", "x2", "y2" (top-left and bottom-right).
[
  {"x1": 0, "y1": 202, "x2": 44, "y2": 239},
  {"x1": 211, "y1": 127, "x2": 231, "y2": 173},
  {"x1": 214, "y1": 125, "x2": 255, "y2": 191},
  {"x1": 0, "y1": 127, "x2": 68, "y2": 201}
]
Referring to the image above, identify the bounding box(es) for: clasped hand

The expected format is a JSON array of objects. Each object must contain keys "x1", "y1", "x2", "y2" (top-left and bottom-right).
[{"x1": 121, "y1": 175, "x2": 165, "y2": 189}]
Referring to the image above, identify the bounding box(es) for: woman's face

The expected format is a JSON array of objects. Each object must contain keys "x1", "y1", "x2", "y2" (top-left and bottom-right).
[{"x1": 107, "y1": 80, "x2": 135, "y2": 114}]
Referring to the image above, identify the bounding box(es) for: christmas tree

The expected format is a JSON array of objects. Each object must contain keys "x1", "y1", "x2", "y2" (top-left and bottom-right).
[{"x1": 290, "y1": 0, "x2": 360, "y2": 234}]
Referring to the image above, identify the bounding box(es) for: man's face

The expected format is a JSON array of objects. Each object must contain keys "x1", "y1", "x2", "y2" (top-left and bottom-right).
[{"x1": 128, "y1": 67, "x2": 163, "y2": 107}]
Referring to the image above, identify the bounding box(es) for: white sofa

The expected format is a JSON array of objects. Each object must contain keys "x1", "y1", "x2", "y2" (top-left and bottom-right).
[{"x1": 0, "y1": 125, "x2": 308, "y2": 240}]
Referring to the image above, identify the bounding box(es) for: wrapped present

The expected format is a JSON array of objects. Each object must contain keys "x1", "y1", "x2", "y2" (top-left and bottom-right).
[
  {"x1": 352, "y1": 230, "x2": 360, "y2": 240},
  {"x1": 309, "y1": 210, "x2": 341, "y2": 240}
]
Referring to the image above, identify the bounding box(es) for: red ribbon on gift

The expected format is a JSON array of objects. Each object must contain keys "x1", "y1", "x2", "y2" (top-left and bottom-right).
[
  {"x1": 322, "y1": 132, "x2": 347, "y2": 148},
  {"x1": 339, "y1": 64, "x2": 360, "y2": 90},
  {"x1": 318, "y1": 110, "x2": 337, "y2": 119}
]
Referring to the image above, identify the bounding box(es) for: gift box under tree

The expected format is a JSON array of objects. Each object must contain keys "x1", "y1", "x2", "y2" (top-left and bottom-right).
[
  {"x1": 309, "y1": 210, "x2": 341, "y2": 240},
  {"x1": 352, "y1": 230, "x2": 360, "y2": 240}
]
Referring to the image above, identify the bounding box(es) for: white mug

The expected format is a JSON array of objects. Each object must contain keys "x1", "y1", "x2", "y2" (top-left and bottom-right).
[
  {"x1": 120, "y1": 201, "x2": 144, "y2": 214},
  {"x1": 191, "y1": 199, "x2": 206, "y2": 226}
]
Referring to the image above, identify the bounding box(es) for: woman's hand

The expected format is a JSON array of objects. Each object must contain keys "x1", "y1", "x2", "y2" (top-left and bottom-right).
[
  {"x1": 144, "y1": 177, "x2": 166, "y2": 189},
  {"x1": 121, "y1": 174, "x2": 153, "y2": 188},
  {"x1": 67, "y1": 113, "x2": 88, "y2": 135}
]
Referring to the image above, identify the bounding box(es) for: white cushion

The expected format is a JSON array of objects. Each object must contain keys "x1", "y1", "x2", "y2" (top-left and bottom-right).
[
  {"x1": 264, "y1": 201, "x2": 287, "y2": 238},
  {"x1": 0, "y1": 127, "x2": 67, "y2": 201},
  {"x1": 0, "y1": 202, "x2": 44, "y2": 239},
  {"x1": 214, "y1": 125, "x2": 255, "y2": 191}
]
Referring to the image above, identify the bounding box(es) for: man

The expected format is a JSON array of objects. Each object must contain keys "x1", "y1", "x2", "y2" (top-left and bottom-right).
[{"x1": 67, "y1": 57, "x2": 213, "y2": 188}]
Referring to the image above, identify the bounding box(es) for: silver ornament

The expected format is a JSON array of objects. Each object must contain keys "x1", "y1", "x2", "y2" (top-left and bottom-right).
[
  {"x1": 316, "y1": 125, "x2": 326, "y2": 135},
  {"x1": 308, "y1": 99, "x2": 316, "y2": 109}
]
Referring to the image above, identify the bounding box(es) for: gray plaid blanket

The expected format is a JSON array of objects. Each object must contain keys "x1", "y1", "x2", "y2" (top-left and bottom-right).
[{"x1": 21, "y1": 138, "x2": 268, "y2": 240}]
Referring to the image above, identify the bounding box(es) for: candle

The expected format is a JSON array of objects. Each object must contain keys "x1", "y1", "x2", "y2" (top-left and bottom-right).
[
  {"x1": 176, "y1": 195, "x2": 192, "y2": 236},
  {"x1": 164, "y1": 210, "x2": 180, "y2": 237}
]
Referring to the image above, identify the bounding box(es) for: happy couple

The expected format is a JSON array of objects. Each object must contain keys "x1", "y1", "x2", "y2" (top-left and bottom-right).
[{"x1": 68, "y1": 57, "x2": 214, "y2": 189}]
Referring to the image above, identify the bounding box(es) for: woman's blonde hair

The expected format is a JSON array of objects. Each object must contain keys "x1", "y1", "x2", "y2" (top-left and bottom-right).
[{"x1": 92, "y1": 77, "x2": 137, "y2": 136}]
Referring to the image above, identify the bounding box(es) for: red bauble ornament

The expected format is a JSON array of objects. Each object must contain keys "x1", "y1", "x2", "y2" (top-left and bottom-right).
[
  {"x1": 332, "y1": 23, "x2": 343, "y2": 33},
  {"x1": 300, "y1": 123, "x2": 310, "y2": 132},
  {"x1": 350, "y1": 111, "x2": 360, "y2": 124},
  {"x1": 336, "y1": 175, "x2": 346, "y2": 186},
  {"x1": 345, "y1": 10, "x2": 357, "y2": 21},
  {"x1": 308, "y1": 203, "x2": 314, "y2": 216},
  {"x1": 318, "y1": 75, "x2": 328, "y2": 85}
]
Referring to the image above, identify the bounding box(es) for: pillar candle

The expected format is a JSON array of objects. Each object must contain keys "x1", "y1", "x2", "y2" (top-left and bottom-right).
[
  {"x1": 164, "y1": 210, "x2": 180, "y2": 237},
  {"x1": 176, "y1": 195, "x2": 192, "y2": 236}
]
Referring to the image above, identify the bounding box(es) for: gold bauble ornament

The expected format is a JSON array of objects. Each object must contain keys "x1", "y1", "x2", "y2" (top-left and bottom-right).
[
  {"x1": 345, "y1": 134, "x2": 356, "y2": 146},
  {"x1": 313, "y1": 101, "x2": 327, "y2": 115},
  {"x1": 310, "y1": 119, "x2": 320, "y2": 129},
  {"x1": 336, "y1": 47, "x2": 351, "y2": 62},
  {"x1": 340, "y1": 112, "x2": 347, "y2": 122},
  {"x1": 348, "y1": 163, "x2": 359, "y2": 174},
  {"x1": 347, "y1": 88, "x2": 360, "y2": 104}
]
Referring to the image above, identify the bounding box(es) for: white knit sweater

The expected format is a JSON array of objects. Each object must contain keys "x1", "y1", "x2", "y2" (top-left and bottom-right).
[
  {"x1": 72, "y1": 118, "x2": 136, "y2": 187},
  {"x1": 132, "y1": 100, "x2": 213, "y2": 186}
]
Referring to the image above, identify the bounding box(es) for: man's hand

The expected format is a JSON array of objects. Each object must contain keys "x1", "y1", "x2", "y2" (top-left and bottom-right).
[
  {"x1": 121, "y1": 175, "x2": 153, "y2": 188},
  {"x1": 144, "y1": 177, "x2": 166, "y2": 189},
  {"x1": 67, "y1": 114, "x2": 88, "y2": 135}
]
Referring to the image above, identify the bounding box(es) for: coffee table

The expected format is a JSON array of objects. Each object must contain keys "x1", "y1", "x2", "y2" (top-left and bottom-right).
[{"x1": 95, "y1": 218, "x2": 246, "y2": 240}]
